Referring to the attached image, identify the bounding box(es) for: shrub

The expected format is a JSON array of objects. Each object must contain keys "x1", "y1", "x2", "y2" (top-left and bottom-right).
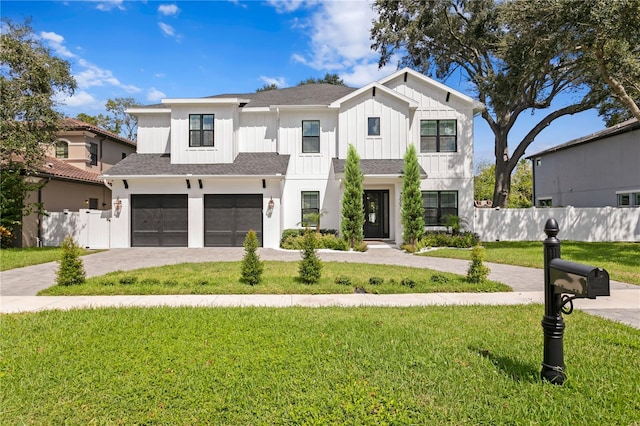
[
  {"x1": 467, "y1": 245, "x2": 491, "y2": 283},
  {"x1": 353, "y1": 241, "x2": 368, "y2": 252},
  {"x1": 298, "y1": 228, "x2": 322, "y2": 284},
  {"x1": 401, "y1": 278, "x2": 416, "y2": 288},
  {"x1": 430, "y1": 274, "x2": 451, "y2": 284},
  {"x1": 0, "y1": 225, "x2": 13, "y2": 249},
  {"x1": 421, "y1": 231, "x2": 480, "y2": 248},
  {"x1": 119, "y1": 276, "x2": 138, "y2": 285},
  {"x1": 280, "y1": 229, "x2": 338, "y2": 247},
  {"x1": 369, "y1": 276, "x2": 384, "y2": 285},
  {"x1": 334, "y1": 275, "x2": 352, "y2": 285},
  {"x1": 241, "y1": 230, "x2": 263, "y2": 286},
  {"x1": 55, "y1": 235, "x2": 86, "y2": 286},
  {"x1": 281, "y1": 230, "x2": 348, "y2": 251}
]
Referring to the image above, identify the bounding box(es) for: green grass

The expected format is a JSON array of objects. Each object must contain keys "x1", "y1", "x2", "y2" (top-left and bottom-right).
[
  {"x1": 419, "y1": 241, "x2": 640, "y2": 285},
  {"x1": 1, "y1": 306, "x2": 638, "y2": 424},
  {"x1": 0, "y1": 247, "x2": 98, "y2": 271},
  {"x1": 38, "y1": 261, "x2": 509, "y2": 295}
]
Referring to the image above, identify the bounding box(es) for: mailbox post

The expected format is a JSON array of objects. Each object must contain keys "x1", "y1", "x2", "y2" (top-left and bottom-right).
[{"x1": 541, "y1": 218, "x2": 610, "y2": 385}]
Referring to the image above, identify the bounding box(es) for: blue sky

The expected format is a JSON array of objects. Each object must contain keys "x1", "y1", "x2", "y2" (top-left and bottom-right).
[{"x1": 2, "y1": 0, "x2": 608, "y2": 165}]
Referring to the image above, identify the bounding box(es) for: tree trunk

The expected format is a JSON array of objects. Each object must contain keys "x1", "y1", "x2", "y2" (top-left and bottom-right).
[
  {"x1": 595, "y1": 48, "x2": 640, "y2": 123},
  {"x1": 492, "y1": 131, "x2": 517, "y2": 208}
]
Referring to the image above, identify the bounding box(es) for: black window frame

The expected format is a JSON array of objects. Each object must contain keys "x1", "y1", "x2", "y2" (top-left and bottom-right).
[
  {"x1": 56, "y1": 141, "x2": 68, "y2": 159},
  {"x1": 420, "y1": 119, "x2": 457, "y2": 153},
  {"x1": 189, "y1": 114, "x2": 215, "y2": 147},
  {"x1": 421, "y1": 190, "x2": 458, "y2": 226},
  {"x1": 368, "y1": 117, "x2": 380, "y2": 136},
  {"x1": 89, "y1": 198, "x2": 98, "y2": 209},
  {"x1": 302, "y1": 120, "x2": 320, "y2": 153},
  {"x1": 301, "y1": 191, "x2": 320, "y2": 227},
  {"x1": 88, "y1": 143, "x2": 98, "y2": 166}
]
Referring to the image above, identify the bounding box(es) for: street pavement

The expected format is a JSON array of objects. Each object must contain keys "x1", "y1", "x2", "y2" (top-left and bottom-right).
[{"x1": 1, "y1": 246, "x2": 638, "y2": 328}]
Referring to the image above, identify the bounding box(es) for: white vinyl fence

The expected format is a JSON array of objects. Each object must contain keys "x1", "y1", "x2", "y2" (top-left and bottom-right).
[
  {"x1": 42, "y1": 209, "x2": 111, "y2": 249},
  {"x1": 473, "y1": 207, "x2": 640, "y2": 242}
]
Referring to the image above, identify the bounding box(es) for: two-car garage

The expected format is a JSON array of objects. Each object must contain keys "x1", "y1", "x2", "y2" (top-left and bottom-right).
[{"x1": 130, "y1": 194, "x2": 263, "y2": 247}]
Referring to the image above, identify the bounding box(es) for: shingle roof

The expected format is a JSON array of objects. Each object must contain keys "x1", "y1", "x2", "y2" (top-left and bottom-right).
[
  {"x1": 528, "y1": 118, "x2": 639, "y2": 158},
  {"x1": 204, "y1": 84, "x2": 357, "y2": 108},
  {"x1": 62, "y1": 118, "x2": 137, "y2": 147},
  {"x1": 37, "y1": 157, "x2": 103, "y2": 184},
  {"x1": 332, "y1": 158, "x2": 427, "y2": 177},
  {"x1": 102, "y1": 153, "x2": 290, "y2": 177}
]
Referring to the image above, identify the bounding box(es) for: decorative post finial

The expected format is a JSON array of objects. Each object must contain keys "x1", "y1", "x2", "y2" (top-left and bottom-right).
[{"x1": 544, "y1": 218, "x2": 559, "y2": 238}]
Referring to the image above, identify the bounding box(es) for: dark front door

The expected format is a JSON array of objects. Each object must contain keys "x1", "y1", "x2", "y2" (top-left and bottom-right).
[
  {"x1": 204, "y1": 194, "x2": 262, "y2": 247},
  {"x1": 363, "y1": 190, "x2": 389, "y2": 239}
]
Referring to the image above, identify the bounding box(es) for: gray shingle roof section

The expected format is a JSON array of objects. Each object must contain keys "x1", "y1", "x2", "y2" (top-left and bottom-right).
[
  {"x1": 528, "y1": 118, "x2": 639, "y2": 158},
  {"x1": 103, "y1": 153, "x2": 290, "y2": 177},
  {"x1": 208, "y1": 84, "x2": 357, "y2": 108},
  {"x1": 332, "y1": 158, "x2": 426, "y2": 176}
]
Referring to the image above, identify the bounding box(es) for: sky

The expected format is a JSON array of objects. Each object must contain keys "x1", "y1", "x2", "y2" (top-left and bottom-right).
[{"x1": 2, "y1": 0, "x2": 609, "y2": 166}]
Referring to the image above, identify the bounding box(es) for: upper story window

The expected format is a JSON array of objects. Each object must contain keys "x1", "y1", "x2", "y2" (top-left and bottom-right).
[
  {"x1": 301, "y1": 191, "x2": 320, "y2": 227},
  {"x1": 189, "y1": 114, "x2": 214, "y2": 147},
  {"x1": 538, "y1": 198, "x2": 552, "y2": 207},
  {"x1": 368, "y1": 117, "x2": 380, "y2": 136},
  {"x1": 618, "y1": 192, "x2": 640, "y2": 207},
  {"x1": 88, "y1": 143, "x2": 98, "y2": 166},
  {"x1": 55, "y1": 141, "x2": 68, "y2": 159},
  {"x1": 302, "y1": 120, "x2": 320, "y2": 153},
  {"x1": 420, "y1": 119, "x2": 457, "y2": 153},
  {"x1": 422, "y1": 191, "x2": 458, "y2": 226}
]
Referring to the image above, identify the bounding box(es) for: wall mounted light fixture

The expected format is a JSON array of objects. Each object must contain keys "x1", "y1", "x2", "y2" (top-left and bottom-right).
[{"x1": 113, "y1": 197, "x2": 123, "y2": 216}]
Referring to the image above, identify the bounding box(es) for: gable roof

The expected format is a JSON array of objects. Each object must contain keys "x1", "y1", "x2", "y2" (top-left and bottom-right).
[
  {"x1": 332, "y1": 158, "x2": 427, "y2": 178},
  {"x1": 62, "y1": 118, "x2": 137, "y2": 148},
  {"x1": 37, "y1": 157, "x2": 103, "y2": 184},
  {"x1": 101, "y1": 152, "x2": 290, "y2": 178},
  {"x1": 528, "y1": 118, "x2": 640, "y2": 158},
  {"x1": 211, "y1": 84, "x2": 357, "y2": 108},
  {"x1": 329, "y1": 82, "x2": 419, "y2": 109}
]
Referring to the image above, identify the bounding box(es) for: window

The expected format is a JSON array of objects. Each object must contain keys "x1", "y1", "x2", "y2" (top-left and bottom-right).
[
  {"x1": 368, "y1": 117, "x2": 380, "y2": 136},
  {"x1": 420, "y1": 119, "x2": 457, "y2": 153},
  {"x1": 89, "y1": 198, "x2": 98, "y2": 209},
  {"x1": 55, "y1": 141, "x2": 68, "y2": 159},
  {"x1": 89, "y1": 143, "x2": 98, "y2": 166},
  {"x1": 189, "y1": 114, "x2": 214, "y2": 147},
  {"x1": 617, "y1": 192, "x2": 640, "y2": 207},
  {"x1": 538, "y1": 198, "x2": 552, "y2": 207},
  {"x1": 422, "y1": 191, "x2": 458, "y2": 226},
  {"x1": 301, "y1": 191, "x2": 320, "y2": 227},
  {"x1": 302, "y1": 120, "x2": 320, "y2": 153}
]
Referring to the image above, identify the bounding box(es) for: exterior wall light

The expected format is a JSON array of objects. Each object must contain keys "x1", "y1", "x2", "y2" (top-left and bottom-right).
[{"x1": 113, "y1": 197, "x2": 123, "y2": 217}]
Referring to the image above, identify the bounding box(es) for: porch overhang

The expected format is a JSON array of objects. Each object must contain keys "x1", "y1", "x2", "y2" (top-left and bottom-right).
[{"x1": 331, "y1": 158, "x2": 427, "y2": 179}]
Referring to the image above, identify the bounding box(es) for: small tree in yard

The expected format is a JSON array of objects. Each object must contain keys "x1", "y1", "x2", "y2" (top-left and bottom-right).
[
  {"x1": 401, "y1": 144, "x2": 424, "y2": 249},
  {"x1": 241, "y1": 230, "x2": 263, "y2": 286},
  {"x1": 467, "y1": 245, "x2": 491, "y2": 284},
  {"x1": 56, "y1": 235, "x2": 85, "y2": 286},
  {"x1": 341, "y1": 144, "x2": 364, "y2": 248},
  {"x1": 298, "y1": 228, "x2": 322, "y2": 284}
]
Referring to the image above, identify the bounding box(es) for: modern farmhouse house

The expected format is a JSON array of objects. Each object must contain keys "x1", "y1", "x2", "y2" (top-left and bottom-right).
[{"x1": 103, "y1": 68, "x2": 480, "y2": 248}]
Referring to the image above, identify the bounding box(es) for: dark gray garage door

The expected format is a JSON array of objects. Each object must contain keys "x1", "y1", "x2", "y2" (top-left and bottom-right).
[
  {"x1": 204, "y1": 194, "x2": 262, "y2": 247},
  {"x1": 131, "y1": 194, "x2": 188, "y2": 247}
]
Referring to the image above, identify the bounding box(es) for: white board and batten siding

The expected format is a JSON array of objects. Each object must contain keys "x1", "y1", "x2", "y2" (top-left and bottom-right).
[
  {"x1": 136, "y1": 112, "x2": 171, "y2": 154},
  {"x1": 238, "y1": 112, "x2": 278, "y2": 153}
]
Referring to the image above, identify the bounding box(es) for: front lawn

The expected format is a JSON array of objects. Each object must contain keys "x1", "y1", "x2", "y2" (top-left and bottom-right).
[
  {"x1": 1, "y1": 306, "x2": 638, "y2": 424},
  {"x1": 0, "y1": 247, "x2": 98, "y2": 271},
  {"x1": 419, "y1": 241, "x2": 640, "y2": 285},
  {"x1": 39, "y1": 261, "x2": 509, "y2": 295}
]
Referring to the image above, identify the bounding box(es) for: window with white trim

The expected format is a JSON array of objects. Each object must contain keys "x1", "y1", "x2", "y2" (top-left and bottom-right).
[
  {"x1": 617, "y1": 192, "x2": 640, "y2": 207},
  {"x1": 56, "y1": 141, "x2": 68, "y2": 159},
  {"x1": 368, "y1": 117, "x2": 380, "y2": 136},
  {"x1": 302, "y1": 120, "x2": 320, "y2": 153}
]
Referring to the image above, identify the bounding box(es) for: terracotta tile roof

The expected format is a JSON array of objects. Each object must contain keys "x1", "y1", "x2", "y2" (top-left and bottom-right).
[
  {"x1": 102, "y1": 152, "x2": 291, "y2": 177},
  {"x1": 62, "y1": 117, "x2": 137, "y2": 147},
  {"x1": 37, "y1": 157, "x2": 103, "y2": 184}
]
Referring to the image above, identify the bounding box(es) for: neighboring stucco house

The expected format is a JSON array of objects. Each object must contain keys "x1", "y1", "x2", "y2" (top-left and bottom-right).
[
  {"x1": 18, "y1": 118, "x2": 137, "y2": 247},
  {"x1": 528, "y1": 118, "x2": 640, "y2": 208},
  {"x1": 104, "y1": 68, "x2": 480, "y2": 248}
]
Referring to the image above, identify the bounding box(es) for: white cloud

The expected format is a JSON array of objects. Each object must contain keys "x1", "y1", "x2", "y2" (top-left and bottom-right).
[
  {"x1": 75, "y1": 58, "x2": 142, "y2": 94},
  {"x1": 266, "y1": 0, "x2": 319, "y2": 14},
  {"x1": 92, "y1": 0, "x2": 125, "y2": 11},
  {"x1": 40, "y1": 31, "x2": 76, "y2": 58},
  {"x1": 158, "y1": 4, "x2": 180, "y2": 16},
  {"x1": 227, "y1": 0, "x2": 248, "y2": 9},
  {"x1": 154, "y1": 73, "x2": 166, "y2": 78},
  {"x1": 340, "y1": 62, "x2": 398, "y2": 87},
  {"x1": 158, "y1": 22, "x2": 176, "y2": 37},
  {"x1": 58, "y1": 90, "x2": 99, "y2": 108},
  {"x1": 147, "y1": 88, "x2": 166, "y2": 102},
  {"x1": 259, "y1": 76, "x2": 287, "y2": 87}
]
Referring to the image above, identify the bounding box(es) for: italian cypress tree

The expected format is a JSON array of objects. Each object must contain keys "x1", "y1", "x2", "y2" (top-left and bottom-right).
[
  {"x1": 340, "y1": 144, "x2": 364, "y2": 248},
  {"x1": 240, "y1": 229, "x2": 263, "y2": 285},
  {"x1": 401, "y1": 144, "x2": 424, "y2": 248}
]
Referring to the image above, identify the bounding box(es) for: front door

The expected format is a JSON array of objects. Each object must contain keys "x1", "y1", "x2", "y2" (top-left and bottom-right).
[{"x1": 363, "y1": 190, "x2": 389, "y2": 239}]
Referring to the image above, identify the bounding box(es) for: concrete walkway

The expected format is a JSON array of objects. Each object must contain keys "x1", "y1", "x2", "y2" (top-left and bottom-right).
[{"x1": 1, "y1": 247, "x2": 638, "y2": 328}]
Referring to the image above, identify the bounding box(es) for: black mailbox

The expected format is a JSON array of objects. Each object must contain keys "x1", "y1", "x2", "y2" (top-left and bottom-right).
[{"x1": 549, "y1": 258, "x2": 610, "y2": 299}]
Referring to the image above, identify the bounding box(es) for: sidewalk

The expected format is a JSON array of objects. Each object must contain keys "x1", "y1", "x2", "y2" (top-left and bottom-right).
[{"x1": 1, "y1": 247, "x2": 638, "y2": 328}]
